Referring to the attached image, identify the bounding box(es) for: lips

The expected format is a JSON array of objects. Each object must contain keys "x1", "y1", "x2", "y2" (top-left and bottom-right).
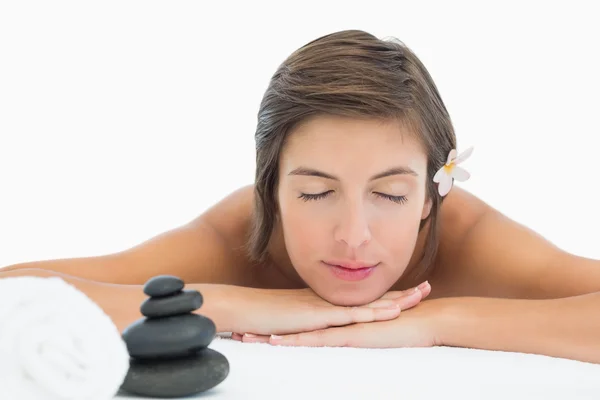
[
  {"x1": 322, "y1": 261, "x2": 379, "y2": 282},
  {"x1": 323, "y1": 260, "x2": 379, "y2": 270}
]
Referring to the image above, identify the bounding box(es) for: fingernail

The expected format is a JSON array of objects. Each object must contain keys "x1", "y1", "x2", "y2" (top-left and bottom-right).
[
  {"x1": 417, "y1": 281, "x2": 429, "y2": 290},
  {"x1": 244, "y1": 333, "x2": 256, "y2": 338}
]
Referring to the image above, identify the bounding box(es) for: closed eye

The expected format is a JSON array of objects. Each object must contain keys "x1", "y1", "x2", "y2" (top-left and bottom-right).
[
  {"x1": 298, "y1": 191, "x2": 407, "y2": 204},
  {"x1": 374, "y1": 192, "x2": 408, "y2": 204},
  {"x1": 298, "y1": 191, "x2": 333, "y2": 202}
]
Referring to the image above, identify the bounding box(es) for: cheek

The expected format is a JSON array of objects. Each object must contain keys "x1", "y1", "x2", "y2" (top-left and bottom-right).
[
  {"x1": 378, "y1": 219, "x2": 419, "y2": 256},
  {"x1": 373, "y1": 202, "x2": 423, "y2": 258},
  {"x1": 279, "y1": 199, "x2": 329, "y2": 259}
]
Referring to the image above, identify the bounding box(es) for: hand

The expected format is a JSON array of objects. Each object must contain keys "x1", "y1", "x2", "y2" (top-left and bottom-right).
[
  {"x1": 230, "y1": 281, "x2": 432, "y2": 340},
  {"x1": 234, "y1": 288, "x2": 441, "y2": 348}
]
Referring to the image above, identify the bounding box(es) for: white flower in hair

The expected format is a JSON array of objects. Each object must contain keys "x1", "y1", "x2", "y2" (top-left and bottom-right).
[{"x1": 433, "y1": 146, "x2": 474, "y2": 196}]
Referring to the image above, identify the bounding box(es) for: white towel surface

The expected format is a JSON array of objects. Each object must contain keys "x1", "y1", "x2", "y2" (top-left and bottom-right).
[
  {"x1": 0, "y1": 276, "x2": 130, "y2": 400},
  {"x1": 117, "y1": 334, "x2": 600, "y2": 400}
]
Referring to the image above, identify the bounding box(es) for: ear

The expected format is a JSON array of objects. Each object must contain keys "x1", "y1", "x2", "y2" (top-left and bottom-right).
[{"x1": 421, "y1": 196, "x2": 433, "y2": 220}]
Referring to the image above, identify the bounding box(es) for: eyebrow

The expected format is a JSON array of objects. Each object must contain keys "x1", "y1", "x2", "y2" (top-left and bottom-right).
[{"x1": 288, "y1": 166, "x2": 418, "y2": 181}]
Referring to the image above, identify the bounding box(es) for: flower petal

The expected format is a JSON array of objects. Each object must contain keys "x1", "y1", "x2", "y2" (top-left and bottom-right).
[
  {"x1": 433, "y1": 167, "x2": 446, "y2": 183},
  {"x1": 451, "y1": 165, "x2": 470, "y2": 181},
  {"x1": 455, "y1": 146, "x2": 474, "y2": 164},
  {"x1": 437, "y1": 174, "x2": 453, "y2": 196},
  {"x1": 446, "y1": 149, "x2": 457, "y2": 165}
]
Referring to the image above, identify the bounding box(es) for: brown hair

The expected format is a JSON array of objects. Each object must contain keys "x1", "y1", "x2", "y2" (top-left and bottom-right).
[{"x1": 246, "y1": 29, "x2": 457, "y2": 279}]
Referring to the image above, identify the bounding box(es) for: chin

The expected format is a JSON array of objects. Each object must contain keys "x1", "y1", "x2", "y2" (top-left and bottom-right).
[{"x1": 314, "y1": 287, "x2": 386, "y2": 307}]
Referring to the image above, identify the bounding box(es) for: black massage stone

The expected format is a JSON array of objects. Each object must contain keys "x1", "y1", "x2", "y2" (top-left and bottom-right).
[
  {"x1": 122, "y1": 313, "x2": 216, "y2": 359},
  {"x1": 120, "y1": 348, "x2": 229, "y2": 398},
  {"x1": 143, "y1": 275, "x2": 184, "y2": 297},
  {"x1": 140, "y1": 289, "x2": 203, "y2": 318},
  {"x1": 120, "y1": 275, "x2": 229, "y2": 398}
]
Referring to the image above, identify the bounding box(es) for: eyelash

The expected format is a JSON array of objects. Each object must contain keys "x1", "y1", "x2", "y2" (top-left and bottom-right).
[{"x1": 298, "y1": 191, "x2": 408, "y2": 205}]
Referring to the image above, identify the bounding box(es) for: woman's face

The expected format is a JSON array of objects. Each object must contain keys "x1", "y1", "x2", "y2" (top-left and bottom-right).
[{"x1": 277, "y1": 115, "x2": 432, "y2": 306}]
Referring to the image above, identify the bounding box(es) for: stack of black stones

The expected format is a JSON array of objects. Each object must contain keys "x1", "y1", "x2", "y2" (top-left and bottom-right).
[{"x1": 119, "y1": 275, "x2": 229, "y2": 398}]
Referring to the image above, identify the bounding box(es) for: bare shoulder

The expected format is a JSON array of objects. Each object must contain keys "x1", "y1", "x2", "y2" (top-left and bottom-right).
[
  {"x1": 1, "y1": 185, "x2": 260, "y2": 286},
  {"x1": 430, "y1": 186, "x2": 600, "y2": 299},
  {"x1": 118, "y1": 184, "x2": 263, "y2": 286},
  {"x1": 114, "y1": 183, "x2": 262, "y2": 285},
  {"x1": 200, "y1": 184, "x2": 255, "y2": 249}
]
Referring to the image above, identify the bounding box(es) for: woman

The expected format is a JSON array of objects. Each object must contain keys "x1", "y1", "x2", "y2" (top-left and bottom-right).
[{"x1": 2, "y1": 29, "x2": 600, "y2": 364}]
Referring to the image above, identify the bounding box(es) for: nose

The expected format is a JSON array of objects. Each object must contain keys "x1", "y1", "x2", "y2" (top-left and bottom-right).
[{"x1": 334, "y1": 200, "x2": 372, "y2": 248}]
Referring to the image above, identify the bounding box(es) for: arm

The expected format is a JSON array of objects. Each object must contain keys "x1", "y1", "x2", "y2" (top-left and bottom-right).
[
  {"x1": 1, "y1": 185, "x2": 257, "y2": 286},
  {"x1": 0, "y1": 267, "x2": 235, "y2": 333},
  {"x1": 438, "y1": 292, "x2": 600, "y2": 364},
  {"x1": 0, "y1": 185, "x2": 256, "y2": 332},
  {"x1": 433, "y1": 188, "x2": 600, "y2": 363}
]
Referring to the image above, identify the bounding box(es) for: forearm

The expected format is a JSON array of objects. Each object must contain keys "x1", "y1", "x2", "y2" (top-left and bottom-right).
[
  {"x1": 437, "y1": 292, "x2": 600, "y2": 364},
  {"x1": 0, "y1": 268, "x2": 236, "y2": 333}
]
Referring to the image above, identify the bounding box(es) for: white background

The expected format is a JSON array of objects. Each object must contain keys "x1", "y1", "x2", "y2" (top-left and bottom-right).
[{"x1": 1, "y1": 1, "x2": 599, "y2": 268}]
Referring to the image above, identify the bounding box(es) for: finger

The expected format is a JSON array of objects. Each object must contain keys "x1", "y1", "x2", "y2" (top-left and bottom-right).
[
  {"x1": 364, "y1": 296, "x2": 424, "y2": 310},
  {"x1": 269, "y1": 326, "x2": 351, "y2": 347},
  {"x1": 231, "y1": 333, "x2": 244, "y2": 341},
  {"x1": 380, "y1": 281, "x2": 431, "y2": 300},
  {"x1": 325, "y1": 302, "x2": 401, "y2": 327},
  {"x1": 241, "y1": 333, "x2": 271, "y2": 343},
  {"x1": 418, "y1": 281, "x2": 432, "y2": 299},
  {"x1": 394, "y1": 289, "x2": 423, "y2": 310},
  {"x1": 364, "y1": 299, "x2": 398, "y2": 308},
  {"x1": 380, "y1": 289, "x2": 418, "y2": 300}
]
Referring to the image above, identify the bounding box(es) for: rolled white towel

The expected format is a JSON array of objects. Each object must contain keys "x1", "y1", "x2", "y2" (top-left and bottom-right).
[{"x1": 0, "y1": 276, "x2": 130, "y2": 400}]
